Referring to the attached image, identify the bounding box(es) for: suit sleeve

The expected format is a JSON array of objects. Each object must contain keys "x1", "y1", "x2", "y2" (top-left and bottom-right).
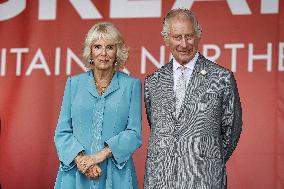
[
  {"x1": 105, "y1": 79, "x2": 142, "y2": 169},
  {"x1": 144, "y1": 76, "x2": 152, "y2": 127},
  {"x1": 54, "y1": 77, "x2": 85, "y2": 171},
  {"x1": 221, "y1": 72, "x2": 242, "y2": 162}
]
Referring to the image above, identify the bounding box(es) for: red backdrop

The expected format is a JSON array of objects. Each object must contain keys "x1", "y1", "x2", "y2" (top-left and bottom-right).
[{"x1": 0, "y1": 1, "x2": 284, "y2": 188}]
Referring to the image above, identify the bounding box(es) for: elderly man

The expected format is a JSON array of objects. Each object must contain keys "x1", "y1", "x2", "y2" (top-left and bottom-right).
[{"x1": 144, "y1": 8, "x2": 242, "y2": 189}]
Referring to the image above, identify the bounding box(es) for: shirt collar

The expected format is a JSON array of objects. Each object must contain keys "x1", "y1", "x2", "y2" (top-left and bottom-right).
[{"x1": 173, "y1": 52, "x2": 199, "y2": 72}]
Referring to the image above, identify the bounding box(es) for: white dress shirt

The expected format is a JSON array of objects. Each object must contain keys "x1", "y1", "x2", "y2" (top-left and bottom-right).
[{"x1": 173, "y1": 52, "x2": 199, "y2": 92}]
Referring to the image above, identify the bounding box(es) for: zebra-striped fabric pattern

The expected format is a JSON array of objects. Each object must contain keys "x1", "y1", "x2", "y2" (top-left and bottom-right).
[{"x1": 144, "y1": 54, "x2": 242, "y2": 189}]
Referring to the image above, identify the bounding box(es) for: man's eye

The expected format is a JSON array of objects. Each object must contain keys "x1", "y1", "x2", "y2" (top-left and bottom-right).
[
  {"x1": 174, "y1": 35, "x2": 181, "y2": 40},
  {"x1": 185, "y1": 35, "x2": 194, "y2": 40}
]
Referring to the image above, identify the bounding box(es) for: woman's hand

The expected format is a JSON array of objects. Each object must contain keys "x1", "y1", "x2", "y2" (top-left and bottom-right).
[
  {"x1": 85, "y1": 164, "x2": 102, "y2": 179},
  {"x1": 74, "y1": 154, "x2": 95, "y2": 173},
  {"x1": 90, "y1": 147, "x2": 112, "y2": 165},
  {"x1": 74, "y1": 147, "x2": 112, "y2": 173}
]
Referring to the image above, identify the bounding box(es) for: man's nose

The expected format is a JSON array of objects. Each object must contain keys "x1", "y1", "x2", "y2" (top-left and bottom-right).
[{"x1": 180, "y1": 37, "x2": 187, "y2": 48}]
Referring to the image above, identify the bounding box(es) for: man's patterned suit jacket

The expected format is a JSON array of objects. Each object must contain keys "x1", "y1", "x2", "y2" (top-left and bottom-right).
[{"x1": 144, "y1": 54, "x2": 242, "y2": 189}]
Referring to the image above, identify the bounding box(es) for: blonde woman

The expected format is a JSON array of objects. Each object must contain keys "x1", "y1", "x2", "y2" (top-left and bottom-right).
[{"x1": 54, "y1": 22, "x2": 142, "y2": 189}]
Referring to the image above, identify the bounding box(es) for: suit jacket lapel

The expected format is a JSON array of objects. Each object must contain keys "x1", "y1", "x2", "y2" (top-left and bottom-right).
[
  {"x1": 159, "y1": 60, "x2": 176, "y2": 117},
  {"x1": 178, "y1": 54, "x2": 209, "y2": 118}
]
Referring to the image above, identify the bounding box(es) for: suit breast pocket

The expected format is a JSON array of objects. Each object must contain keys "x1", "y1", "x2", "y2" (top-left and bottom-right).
[{"x1": 198, "y1": 92, "x2": 221, "y2": 112}]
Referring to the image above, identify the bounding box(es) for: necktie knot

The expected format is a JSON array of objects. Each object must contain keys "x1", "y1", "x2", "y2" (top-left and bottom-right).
[{"x1": 179, "y1": 66, "x2": 186, "y2": 74}]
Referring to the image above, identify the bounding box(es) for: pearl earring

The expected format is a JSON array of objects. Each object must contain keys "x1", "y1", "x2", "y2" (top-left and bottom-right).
[{"x1": 89, "y1": 58, "x2": 94, "y2": 65}]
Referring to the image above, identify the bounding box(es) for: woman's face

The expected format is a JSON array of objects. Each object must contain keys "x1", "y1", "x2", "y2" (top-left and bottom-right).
[{"x1": 91, "y1": 38, "x2": 117, "y2": 71}]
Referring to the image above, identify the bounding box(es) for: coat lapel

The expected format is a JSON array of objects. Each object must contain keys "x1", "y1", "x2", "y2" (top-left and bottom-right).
[
  {"x1": 159, "y1": 60, "x2": 176, "y2": 117},
  {"x1": 103, "y1": 71, "x2": 119, "y2": 97},
  {"x1": 178, "y1": 55, "x2": 209, "y2": 118},
  {"x1": 87, "y1": 71, "x2": 120, "y2": 98},
  {"x1": 87, "y1": 71, "x2": 100, "y2": 98}
]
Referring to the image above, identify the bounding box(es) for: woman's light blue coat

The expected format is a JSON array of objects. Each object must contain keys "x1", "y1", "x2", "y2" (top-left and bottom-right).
[{"x1": 54, "y1": 71, "x2": 142, "y2": 189}]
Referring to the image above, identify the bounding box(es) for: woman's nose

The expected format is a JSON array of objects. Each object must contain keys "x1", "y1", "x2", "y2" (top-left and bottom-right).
[{"x1": 101, "y1": 47, "x2": 107, "y2": 55}]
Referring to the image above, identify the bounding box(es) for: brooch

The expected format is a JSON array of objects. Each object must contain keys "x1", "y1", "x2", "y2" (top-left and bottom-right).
[{"x1": 200, "y1": 69, "x2": 207, "y2": 75}]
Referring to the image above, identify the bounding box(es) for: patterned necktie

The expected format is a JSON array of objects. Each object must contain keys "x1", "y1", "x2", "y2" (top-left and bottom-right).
[{"x1": 175, "y1": 66, "x2": 187, "y2": 116}]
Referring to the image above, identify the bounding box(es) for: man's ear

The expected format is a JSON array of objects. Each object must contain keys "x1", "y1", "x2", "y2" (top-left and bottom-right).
[{"x1": 195, "y1": 35, "x2": 201, "y2": 46}]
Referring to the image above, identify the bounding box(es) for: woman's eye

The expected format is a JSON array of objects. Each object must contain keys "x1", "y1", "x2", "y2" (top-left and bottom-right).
[
  {"x1": 93, "y1": 45, "x2": 100, "y2": 49},
  {"x1": 107, "y1": 45, "x2": 114, "y2": 50}
]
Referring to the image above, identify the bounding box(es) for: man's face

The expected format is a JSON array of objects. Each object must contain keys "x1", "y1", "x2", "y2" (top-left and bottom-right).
[{"x1": 165, "y1": 17, "x2": 200, "y2": 65}]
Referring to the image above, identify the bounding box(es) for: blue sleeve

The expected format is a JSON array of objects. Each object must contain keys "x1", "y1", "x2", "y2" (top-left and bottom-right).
[
  {"x1": 144, "y1": 76, "x2": 152, "y2": 127},
  {"x1": 105, "y1": 79, "x2": 142, "y2": 169},
  {"x1": 54, "y1": 77, "x2": 85, "y2": 171}
]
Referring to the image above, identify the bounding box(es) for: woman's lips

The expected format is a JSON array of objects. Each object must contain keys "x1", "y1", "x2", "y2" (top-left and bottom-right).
[{"x1": 99, "y1": 60, "x2": 109, "y2": 63}]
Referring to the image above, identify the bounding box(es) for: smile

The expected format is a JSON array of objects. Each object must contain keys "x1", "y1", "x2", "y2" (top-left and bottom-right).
[
  {"x1": 99, "y1": 60, "x2": 109, "y2": 63},
  {"x1": 179, "y1": 51, "x2": 190, "y2": 54},
  {"x1": 178, "y1": 48, "x2": 192, "y2": 54}
]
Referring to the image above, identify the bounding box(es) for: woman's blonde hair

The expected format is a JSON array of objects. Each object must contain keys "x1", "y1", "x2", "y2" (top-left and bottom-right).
[{"x1": 82, "y1": 22, "x2": 129, "y2": 69}]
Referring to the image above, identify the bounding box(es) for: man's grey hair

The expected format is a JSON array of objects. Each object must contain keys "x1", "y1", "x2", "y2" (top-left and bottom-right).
[{"x1": 161, "y1": 8, "x2": 202, "y2": 40}]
